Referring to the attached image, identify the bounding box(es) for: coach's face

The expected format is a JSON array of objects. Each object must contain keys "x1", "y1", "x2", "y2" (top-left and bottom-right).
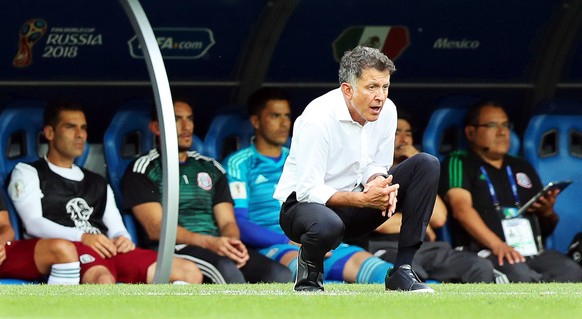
[{"x1": 342, "y1": 68, "x2": 390, "y2": 126}]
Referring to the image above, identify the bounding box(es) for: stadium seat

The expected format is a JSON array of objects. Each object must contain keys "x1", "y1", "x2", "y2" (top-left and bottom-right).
[
  {"x1": 103, "y1": 100, "x2": 154, "y2": 244},
  {"x1": 103, "y1": 100, "x2": 155, "y2": 203},
  {"x1": 192, "y1": 134, "x2": 205, "y2": 156},
  {"x1": 0, "y1": 278, "x2": 38, "y2": 285},
  {"x1": 422, "y1": 95, "x2": 521, "y2": 162},
  {"x1": 523, "y1": 111, "x2": 582, "y2": 253},
  {"x1": 0, "y1": 99, "x2": 90, "y2": 187},
  {"x1": 0, "y1": 100, "x2": 45, "y2": 185},
  {"x1": 203, "y1": 111, "x2": 254, "y2": 161}
]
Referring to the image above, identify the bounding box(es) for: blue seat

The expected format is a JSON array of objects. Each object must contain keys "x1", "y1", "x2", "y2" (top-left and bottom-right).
[
  {"x1": 103, "y1": 100, "x2": 155, "y2": 244},
  {"x1": 103, "y1": 100, "x2": 155, "y2": 204},
  {"x1": 0, "y1": 100, "x2": 89, "y2": 187},
  {"x1": 523, "y1": 112, "x2": 582, "y2": 253},
  {"x1": 422, "y1": 95, "x2": 521, "y2": 162},
  {"x1": 203, "y1": 111, "x2": 254, "y2": 161},
  {"x1": 0, "y1": 278, "x2": 38, "y2": 285},
  {"x1": 192, "y1": 133, "x2": 206, "y2": 155},
  {"x1": 0, "y1": 100, "x2": 45, "y2": 185}
]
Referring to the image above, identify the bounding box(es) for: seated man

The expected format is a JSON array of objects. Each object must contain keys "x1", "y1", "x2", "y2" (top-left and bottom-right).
[
  {"x1": 439, "y1": 99, "x2": 582, "y2": 282},
  {"x1": 122, "y1": 98, "x2": 291, "y2": 284},
  {"x1": 1, "y1": 194, "x2": 80, "y2": 284},
  {"x1": 8, "y1": 101, "x2": 202, "y2": 284},
  {"x1": 224, "y1": 87, "x2": 393, "y2": 284},
  {"x1": 365, "y1": 112, "x2": 495, "y2": 283}
]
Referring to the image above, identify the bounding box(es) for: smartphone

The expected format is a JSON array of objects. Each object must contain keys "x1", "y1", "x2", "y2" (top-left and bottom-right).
[{"x1": 517, "y1": 180, "x2": 572, "y2": 215}]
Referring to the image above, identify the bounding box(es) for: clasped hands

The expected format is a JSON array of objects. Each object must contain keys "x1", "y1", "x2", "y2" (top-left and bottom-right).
[
  {"x1": 363, "y1": 174, "x2": 399, "y2": 217},
  {"x1": 81, "y1": 233, "x2": 136, "y2": 258}
]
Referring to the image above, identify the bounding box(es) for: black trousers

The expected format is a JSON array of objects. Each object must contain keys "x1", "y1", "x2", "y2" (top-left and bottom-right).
[{"x1": 279, "y1": 152, "x2": 440, "y2": 271}]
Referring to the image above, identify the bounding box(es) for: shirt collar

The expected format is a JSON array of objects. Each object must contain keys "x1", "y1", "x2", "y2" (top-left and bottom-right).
[
  {"x1": 467, "y1": 149, "x2": 508, "y2": 169},
  {"x1": 332, "y1": 88, "x2": 362, "y2": 125}
]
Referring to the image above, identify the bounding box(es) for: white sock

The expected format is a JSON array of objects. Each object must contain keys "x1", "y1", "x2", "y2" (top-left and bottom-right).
[
  {"x1": 172, "y1": 280, "x2": 190, "y2": 285},
  {"x1": 47, "y1": 261, "x2": 81, "y2": 285}
]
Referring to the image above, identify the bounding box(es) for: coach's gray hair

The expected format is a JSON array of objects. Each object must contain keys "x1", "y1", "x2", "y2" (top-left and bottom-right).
[{"x1": 338, "y1": 46, "x2": 396, "y2": 86}]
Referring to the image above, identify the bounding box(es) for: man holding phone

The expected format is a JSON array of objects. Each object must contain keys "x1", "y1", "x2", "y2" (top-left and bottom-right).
[{"x1": 439, "y1": 99, "x2": 582, "y2": 282}]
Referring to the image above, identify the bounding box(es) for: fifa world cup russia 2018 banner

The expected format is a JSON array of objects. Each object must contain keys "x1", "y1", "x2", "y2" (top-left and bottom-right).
[
  {"x1": 0, "y1": 17, "x2": 239, "y2": 82},
  {"x1": 332, "y1": 26, "x2": 410, "y2": 62},
  {"x1": 10, "y1": 20, "x2": 216, "y2": 68}
]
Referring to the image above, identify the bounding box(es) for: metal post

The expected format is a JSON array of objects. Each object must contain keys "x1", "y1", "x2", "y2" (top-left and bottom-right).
[{"x1": 119, "y1": 0, "x2": 179, "y2": 283}]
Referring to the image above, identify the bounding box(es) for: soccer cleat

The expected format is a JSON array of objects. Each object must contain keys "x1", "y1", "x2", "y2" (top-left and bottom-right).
[
  {"x1": 294, "y1": 247, "x2": 324, "y2": 292},
  {"x1": 385, "y1": 264, "x2": 434, "y2": 293}
]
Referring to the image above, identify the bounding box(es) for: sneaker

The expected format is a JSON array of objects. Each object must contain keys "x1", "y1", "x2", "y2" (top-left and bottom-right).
[
  {"x1": 385, "y1": 264, "x2": 434, "y2": 293},
  {"x1": 294, "y1": 247, "x2": 324, "y2": 292}
]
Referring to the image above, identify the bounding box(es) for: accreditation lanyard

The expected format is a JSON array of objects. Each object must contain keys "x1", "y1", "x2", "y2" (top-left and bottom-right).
[{"x1": 479, "y1": 165, "x2": 521, "y2": 211}]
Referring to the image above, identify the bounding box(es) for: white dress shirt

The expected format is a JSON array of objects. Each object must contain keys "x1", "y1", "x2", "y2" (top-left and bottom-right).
[{"x1": 273, "y1": 88, "x2": 396, "y2": 204}]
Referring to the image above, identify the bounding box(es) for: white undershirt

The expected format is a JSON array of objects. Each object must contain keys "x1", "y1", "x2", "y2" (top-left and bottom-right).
[{"x1": 8, "y1": 158, "x2": 131, "y2": 242}]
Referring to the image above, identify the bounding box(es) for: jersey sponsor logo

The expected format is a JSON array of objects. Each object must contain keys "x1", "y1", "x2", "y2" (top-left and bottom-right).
[
  {"x1": 197, "y1": 172, "x2": 213, "y2": 191},
  {"x1": 79, "y1": 253, "x2": 95, "y2": 264},
  {"x1": 229, "y1": 181, "x2": 247, "y2": 199},
  {"x1": 66, "y1": 198, "x2": 101, "y2": 234},
  {"x1": 255, "y1": 174, "x2": 269, "y2": 184},
  {"x1": 516, "y1": 172, "x2": 532, "y2": 189}
]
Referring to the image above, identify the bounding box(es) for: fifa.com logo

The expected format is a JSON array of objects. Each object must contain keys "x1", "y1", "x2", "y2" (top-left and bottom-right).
[{"x1": 13, "y1": 18, "x2": 48, "y2": 68}]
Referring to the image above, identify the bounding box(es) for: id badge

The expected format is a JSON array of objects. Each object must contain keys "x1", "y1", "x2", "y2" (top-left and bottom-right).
[{"x1": 501, "y1": 218, "x2": 538, "y2": 256}]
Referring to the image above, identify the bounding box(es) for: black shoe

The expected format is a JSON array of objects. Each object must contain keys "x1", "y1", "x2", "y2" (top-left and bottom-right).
[
  {"x1": 385, "y1": 264, "x2": 434, "y2": 293},
  {"x1": 294, "y1": 248, "x2": 324, "y2": 292}
]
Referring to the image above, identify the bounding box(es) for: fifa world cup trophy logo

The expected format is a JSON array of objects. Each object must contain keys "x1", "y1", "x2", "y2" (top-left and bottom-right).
[{"x1": 13, "y1": 18, "x2": 48, "y2": 68}]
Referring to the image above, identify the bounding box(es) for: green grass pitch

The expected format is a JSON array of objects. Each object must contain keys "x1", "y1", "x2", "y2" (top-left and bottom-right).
[{"x1": 1, "y1": 283, "x2": 581, "y2": 319}]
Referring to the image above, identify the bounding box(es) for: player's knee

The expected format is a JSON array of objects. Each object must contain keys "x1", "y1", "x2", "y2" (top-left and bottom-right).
[
  {"x1": 48, "y1": 239, "x2": 78, "y2": 263},
  {"x1": 82, "y1": 265, "x2": 115, "y2": 284},
  {"x1": 172, "y1": 258, "x2": 203, "y2": 284},
  {"x1": 315, "y1": 221, "x2": 344, "y2": 248}
]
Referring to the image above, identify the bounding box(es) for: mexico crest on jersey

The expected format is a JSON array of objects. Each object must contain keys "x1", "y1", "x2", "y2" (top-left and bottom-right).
[{"x1": 197, "y1": 172, "x2": 213, "y2": 190}]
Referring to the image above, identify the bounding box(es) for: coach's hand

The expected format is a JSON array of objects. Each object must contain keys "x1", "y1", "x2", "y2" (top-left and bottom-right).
[
  {"x1": 364, "y1": 175, "x2": 399, "y2": 217},
  {"x1": 82, "y1": 233, "x2": 117, "y2": 258}
]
